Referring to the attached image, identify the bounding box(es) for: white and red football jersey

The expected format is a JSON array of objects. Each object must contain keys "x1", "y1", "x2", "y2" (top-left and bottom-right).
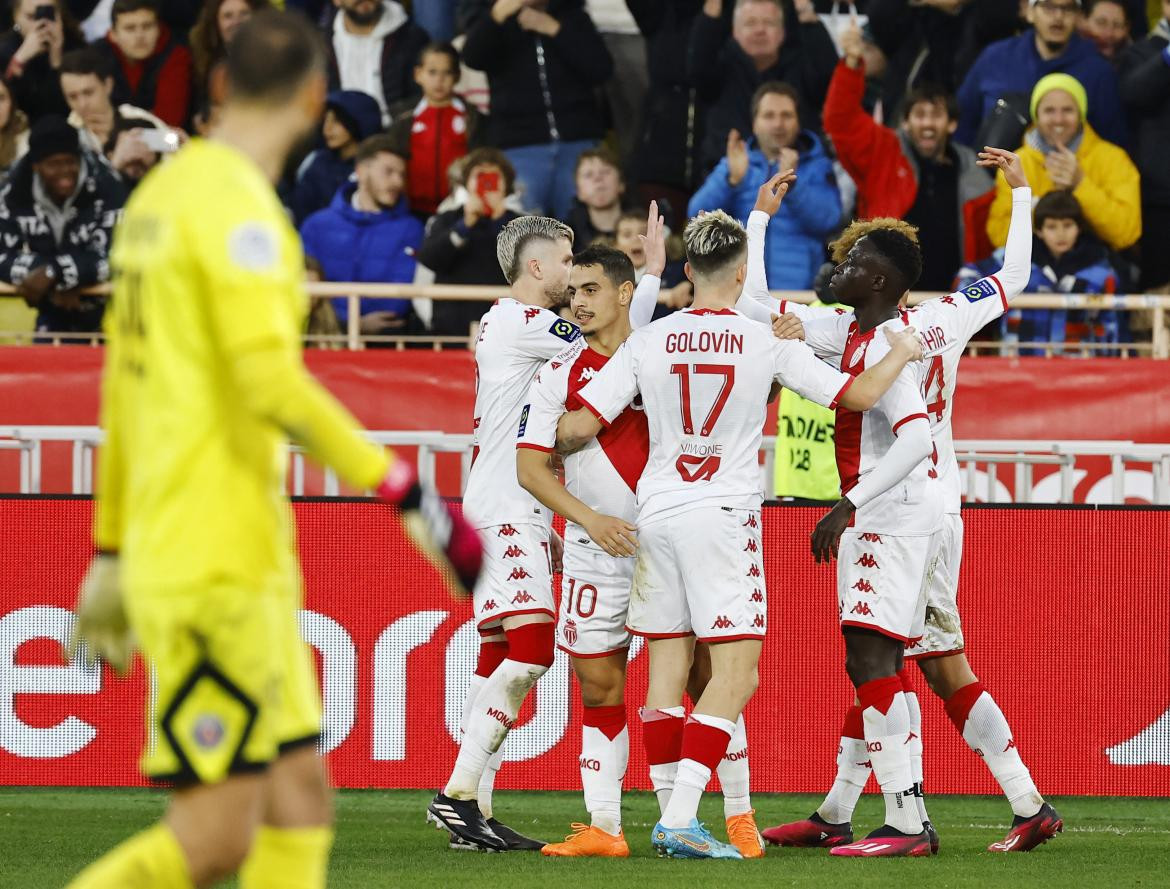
[
  {"x1": 792, "y1": 274, "x2": 1011, "y2": 515},
  {"x1": 578, "y1": 307, "x2": 854, "y2": 524},
  {"x1": 463, "y1": 298, "x2": 582, "y2": 529},
  {"x1": 516, "y1": 338, "x2": 647, "y2": 552}
]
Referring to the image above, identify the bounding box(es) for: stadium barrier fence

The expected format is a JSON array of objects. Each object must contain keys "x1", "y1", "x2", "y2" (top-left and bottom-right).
[{"x1": 1, "y1": 496, "x2": 1166, "y2": 796}]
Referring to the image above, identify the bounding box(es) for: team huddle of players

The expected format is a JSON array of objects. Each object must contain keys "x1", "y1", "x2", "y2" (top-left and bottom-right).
[{"x1": 426, "y1": 145, "x2": 1066, "y2": 861}]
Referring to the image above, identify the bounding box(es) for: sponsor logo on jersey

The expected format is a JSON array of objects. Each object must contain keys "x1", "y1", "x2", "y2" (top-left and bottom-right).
[
  {"x1": 549, "y1": 318, "x2": 581, "y2": 342},
  {"x1": 192, "y1": 715, "x2": 225, "y2": 750},
  {"x1": 746, "y1": 564, "x2": 761, "y2": 578},
  {"x1": 524, "y1": 307, "x2": 542, "y2": 324},
  {"x1": 963, "y1": 277, "x2": 998, "y2": 303},
  {"x1": 675, "y1": 453, "x2": 721, "y2": 482},
  {"x1": 517, "y1": 404, "x2": 530, "y2": 437},
  {"x1": 743, "y1": 539, "x2": 759, "y2": 553},
  {"x1": 498, "y1": 525, "x2": 518, "y2": 537},
  {"x1": 710, "y1": 615, "x2": 735, "y2": 630},
  {"x1": 511, "y1": 591, "x2": 535, "y2": 604},
  {"x1": 859, "y1": 533, "x2": 883, "y2": 543},
  {"x1": 852, "y1": 579, "x2": 875, "y2": 594},
  {"x1": 850, "y1": 602, "x2": 873, "y2": 616},
  {"x1": 551, "y1": 361, "x2": 562, "y2": 370},
  {"x1": 507, "y1": 568, "x2": 533, "y2": 581},
  {"x1": 486, "y1": 707, "x2": 515, "y2": 729},
  {"x1": 562, "y1": 619, "x2": 578, "y2": 646},
  {"x1": 855, "y1": 553, "x2": 879, "y2": 568},
  {"x1": 503, "y1": 545, "x2": 527, "y2": 559}
]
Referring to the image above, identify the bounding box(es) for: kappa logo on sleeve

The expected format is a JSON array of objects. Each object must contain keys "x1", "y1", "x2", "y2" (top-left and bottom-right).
[
  {"x1": 962, "y1": 278, "x2": 999, "y2": 303},
  {"x1": 549, "y1": 318, "x2": 581, "y2": 343},
  {"x1": 517, "y1": 404, "x2": 530, "y2": 437}
]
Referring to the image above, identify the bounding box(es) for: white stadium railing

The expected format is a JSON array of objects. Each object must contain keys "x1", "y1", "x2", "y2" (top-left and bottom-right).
[{"x1": 2, "y1": 426, "x2": 1168, "y2": 505}]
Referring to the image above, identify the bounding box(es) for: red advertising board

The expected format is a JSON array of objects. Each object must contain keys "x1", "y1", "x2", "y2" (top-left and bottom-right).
[{"x1": 1, "y1": 498, "x2": 1167, "y2": 796}]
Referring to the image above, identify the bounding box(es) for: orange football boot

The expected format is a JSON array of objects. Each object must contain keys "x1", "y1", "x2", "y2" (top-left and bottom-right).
[
  {"x1": 541, "y1": 823, "x2": 630, "y2": 858},
  {"x1": 726, "y1": 810, "x2": 766, "y2": 859}
]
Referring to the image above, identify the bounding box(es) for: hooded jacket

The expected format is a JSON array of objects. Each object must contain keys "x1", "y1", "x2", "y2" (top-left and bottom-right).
[
  {"x1": 98, "y1": 22, "x2": 192, "y2": 128},
  {"x1": 957, "y1": 31, "x2": 1128, "y2": 150},
  {"x1": 459, "y1": 0, "x2": 613, "y2": 148},
  {"x1": 687, "y1": 130, "x2": 840, "y2": 290},
  {"x1": 988, "y1": 122, "x2": 1141, "y2": 252},
  {"x1": 299, "y1": 179, "x2": 424, "y2": 322},
  {"x1": 325, "y1": 1, "x2": 430, "y2": 117},
  {"x1": 824, "y1": 60, "x2": 995, "y2": 266},
  {"x1": 386, "y1": 96, "x2": 485, "y2": 216}
]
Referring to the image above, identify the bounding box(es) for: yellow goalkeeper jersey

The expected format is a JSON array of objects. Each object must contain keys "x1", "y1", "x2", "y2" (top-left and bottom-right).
[{"x1": 98, "y1": 138, "x2": 388, "y2": 592}]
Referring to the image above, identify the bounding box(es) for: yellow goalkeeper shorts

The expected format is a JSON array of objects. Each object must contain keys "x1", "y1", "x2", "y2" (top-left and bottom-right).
[{"x1": 125, "y1": 575, "x2": 321, "y2": 786}]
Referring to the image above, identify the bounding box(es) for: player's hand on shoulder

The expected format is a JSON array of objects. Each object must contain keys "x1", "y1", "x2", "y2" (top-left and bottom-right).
[
  {"x1": 810, "y1": 499, "x2": 856, "y2": 564},
  {"x1": 67, "y1": 553, "x2": 135, "y2": 675},
  {"x1": 884, "y1": 325, "x2": 924, "y2": 362},
  {"x1": 583, "y1": 512, "x2": 638, "y2": 558},
  {"x1": 771, "y1": 311, "x2": 805, "y2": 341},
  {"x1": 977, "y1": 147, "x2": 1029, "y2": 190}
]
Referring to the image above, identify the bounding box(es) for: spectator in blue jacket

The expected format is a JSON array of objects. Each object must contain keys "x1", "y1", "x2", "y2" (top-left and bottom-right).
[
  {"x1": 687, "y1": 80, "x2": 839, "y2": 290},
  {"x1": 957, "y1": 0, "x2": 1128, "y2": 149},
  {"x1": 286, "y1": 89, "x2": 382, "y2": 226},
  {"x1": 300, "y1": 134, "x2": 424, "y2": 335}
]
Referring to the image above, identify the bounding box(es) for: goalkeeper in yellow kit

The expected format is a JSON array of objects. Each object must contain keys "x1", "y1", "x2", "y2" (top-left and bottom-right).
[{"x1": 64, "y1": 11, "x2": 482, "y2": 889}]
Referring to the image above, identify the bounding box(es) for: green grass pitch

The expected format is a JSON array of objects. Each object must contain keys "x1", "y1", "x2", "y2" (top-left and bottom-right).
[{"x1": 3, "y1": 789, "x2": 1167, "y2": 888}]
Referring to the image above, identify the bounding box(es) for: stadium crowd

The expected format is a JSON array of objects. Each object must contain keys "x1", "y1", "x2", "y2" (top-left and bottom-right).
[{"x1": 0, "y1": 0, "x2": 1166, "y2": 349}]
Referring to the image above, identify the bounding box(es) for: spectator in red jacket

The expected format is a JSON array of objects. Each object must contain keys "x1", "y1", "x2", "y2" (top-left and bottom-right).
[
  {"x1": 99, "y1": 0, "x2": 193, "y2": 128},
  {"x1": 387, "y1": 42, "x2": 484, "y2": 218},
  {"x1": 824, "y1": 18, "x2": 995, "y2": 290}
]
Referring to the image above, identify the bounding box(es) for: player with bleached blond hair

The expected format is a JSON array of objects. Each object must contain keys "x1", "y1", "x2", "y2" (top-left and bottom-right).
[{"x1": 556, "y1": 201, "x2": 925, "y2": 859}]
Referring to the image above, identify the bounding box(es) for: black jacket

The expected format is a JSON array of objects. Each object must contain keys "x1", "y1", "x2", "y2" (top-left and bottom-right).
[
  {"x1": 0, "y1": 151, "x2": 126, "y2": 332},
  {"x1": 324, "y1": 8, "x2": 431, "y2": 114},
  {"x1": 628, "y1": 0, "x2": 710, "y2": 192},
  {"x1": 458, "y1": 0, "x2": 613, "y2": 149},
  {"x1": 1119, "y1": 32, "x2": 1170, "y2": 206},
  {"x1": 688, "y1": 7, "x2": 838, "y2": 172},
  {"x1": 0, "y1": 29, "x2": 87, "y2": 122},
  {"x1": 416, "y1": 207, "x2": 521, "y2": 337}
]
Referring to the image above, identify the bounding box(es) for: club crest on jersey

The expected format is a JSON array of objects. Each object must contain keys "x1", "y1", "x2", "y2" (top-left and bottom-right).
[
  {"x1": 563, "y1": 619, "x2": 578, "y2": 646},
  {"x1": 963, "y1": 278, "x2": 998, "y2": 303},
  {"x1": 517, "y1": 404, "x2": 530, "y2": 437},
  {"x1": 549, "y1": 318, "x2": 581, "y2": 343}
]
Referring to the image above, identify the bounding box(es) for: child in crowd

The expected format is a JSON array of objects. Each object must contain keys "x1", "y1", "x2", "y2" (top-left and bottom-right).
[
  {"x1": 958, "y1": 190, "x2": 1128, "y2": 355},
  {"x1": 566, "y1": 146, "x2": 627, "y2": 252},
  {"x1": 613, "y1": 206, "x2": 692, "y2": 317},
  {"x1": 388, "y1": 42, "x2": 483, "y2": 219}
]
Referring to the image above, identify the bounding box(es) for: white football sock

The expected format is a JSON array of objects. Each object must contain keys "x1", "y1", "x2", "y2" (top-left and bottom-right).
[
  {"x1": 963, "y1": 692, "x2": 1043, "y2": 818},
  {"x1": 581, "y1": 722, "x2": 628, "y2": 835},
  {"x1": 717, "y1": 714, "x2": 752, "y2": 818},
  {"x1": 904, "y1": 687, "x2": 930, "y2": 823},
  {"x1": 862, "y1": 689, "x2": 922, "y2": 835},
  {"x1": 477, "y1": 747, "x2": 503, "y2": 819},
  {"x1": 660, "y1": 713, "x2": 735, "y2": 829},
  {"x1": 460, "y1": 675, "x2": 486, "y2": 736},
  {"x1": 443, "y1": 658, "x2": 547, "y2": 800},
  {"x1": 817, "y1": 736, "x2": 869, "y2": 825}
]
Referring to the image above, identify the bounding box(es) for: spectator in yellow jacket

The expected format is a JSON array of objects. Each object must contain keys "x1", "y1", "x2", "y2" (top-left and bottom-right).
[{"x1": 988, "y1": 72, "x2": 1141, "y2": 252}]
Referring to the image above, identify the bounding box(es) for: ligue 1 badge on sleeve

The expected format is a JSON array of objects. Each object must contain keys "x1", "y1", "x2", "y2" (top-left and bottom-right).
[{"x1": 963, "y1": 278, "x2": 999, "y2": 303}]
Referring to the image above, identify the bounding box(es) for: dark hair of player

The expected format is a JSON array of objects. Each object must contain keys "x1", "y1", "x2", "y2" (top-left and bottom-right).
[
  {"x1": 900, "y1": 83, "x2": 959, "y2": 122},
  {"x1": 111, "y1": 0, "x2": 159, "y2": 21},
  {"x1": 864, "y1": 228, "x2": 925, "y2": 291},
  {"x1": 1034, "y1": 189, "x2": 1086, "y2": 230},
  {"x1": 355, "y1": 133, "x2": 408, "y2": 165},
  {"x1": 573, "y1": 244, "x2": 636, "y2": 290},
  {"x1": 416, "y1": 41, "x2": 460, "y2": 72},
  {"x1": 60, "y1": 46, "x2": 116, "y2": 81},
  {"x1": 226, "y1": 10, "x2": 325, "y2": 104},
  {"x1": 750, "y1": 80, "x2": 801, "y2": 121}
]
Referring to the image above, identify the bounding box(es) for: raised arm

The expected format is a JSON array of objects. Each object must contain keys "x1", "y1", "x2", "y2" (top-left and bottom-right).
[
  {"x1": 629, "y1": 200, "x2": 666, "y2": 329},
  {"x1": 977, "y1": 147, "x2": 1032, "y2": 299}
]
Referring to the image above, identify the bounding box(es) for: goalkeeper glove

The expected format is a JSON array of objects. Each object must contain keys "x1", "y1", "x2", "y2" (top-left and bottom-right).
[
  {"x1": 378, "y1": 460, "x2": 482, "y2": 597},
  {"x1": 66, "y1": 553, "x2": 135, "y2": 674}
]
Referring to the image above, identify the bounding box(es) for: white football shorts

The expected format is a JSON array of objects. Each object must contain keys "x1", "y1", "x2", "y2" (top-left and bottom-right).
[
  {"x1": 905, "y1": 513, "x2": 965, "y2": 659},
  {"x1": 627, "y1": 506, "x2": 767, "y2": 642},
  {"x1": 837, "y1": 527, "x2": 942, "y2": 645},
  {"x1": 557, "y1": 543, "x2": 634, "y2": 658},
  {"x1": 474, "y1": 522, "x2": 555, "y2": 633}
]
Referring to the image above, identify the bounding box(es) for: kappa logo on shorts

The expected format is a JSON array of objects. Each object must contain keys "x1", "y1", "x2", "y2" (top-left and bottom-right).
[
  {"x1": 511, "y1": 591, "x2": 536, "y2": 604},
  {"x1": 482, "y1": 600, "x2": 498, "y2": 611},
  {"x1": 503, "y1": 545, "x2": 527, "y2": 559},
  {"x1": 743, "y1": 539, "x2": 759, "y2": 553},
  {"x1": 507, "y1": 567, "x2": 533, "y2": 581},
  {"x1": 751, "y1": 615, "x2": 765, "y2": 629},
  {"x1": 563, "y1": 619, "x2": 578, "y2": 646},
  {"x1": 855, "y1": 553, "x2": 879, "y2": 568},
  {"x1": 192, "y1": 714, "x2": 225, "y2": 750},
  {"x1": 850, "y1": 602, "x2": 873, "y2": 616},
  {"x1": 860, "y1": 533, "x2": 883, "y2": 543},
  {"x1": 750, "y1": 589, "x2": 764, "y2": 603},
  {"x1": 852, "y1": 579, "x2": 875, "y2": 594},
  {"x1": 743, "y1": 515, "x2": 758, "y2": 528},
  {"x1": 498, "y1": 525, "x2": 518, "y2": 537},
  {"x1": 746, "y1": 564, "x2": 761, "y2": 578},
  {"x1": 710, "y1": 615, "x2": 735, "y2": 630}
]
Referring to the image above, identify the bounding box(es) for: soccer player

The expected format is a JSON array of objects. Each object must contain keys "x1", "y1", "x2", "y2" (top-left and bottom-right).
[
  {"x1": 64, "y1": 12, "x2": 481, "y2": 889},
  {"x1": 760, "y1": 149, "x2": 1062, "y2": 854},
  {"x1": 556, "y1": 209, "x2": 924, "y2": 859},
  {"x1": 426, "y1": 211, "x2": 661, "y2": 852}
]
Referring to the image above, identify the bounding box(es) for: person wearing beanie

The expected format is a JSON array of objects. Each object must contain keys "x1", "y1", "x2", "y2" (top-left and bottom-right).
[
  {"x1": 286, "y1": 88, "x2": 382, "y2": 225},
  {"x1": 957, "y1": 0, "x2": 1130, "y2": 149},
  {"x1": 987, "y1": 72, "x2": 1141, "y2": 251},
  {"x1": 0, "y1": 114, "x2": 126, "y2": 336}
]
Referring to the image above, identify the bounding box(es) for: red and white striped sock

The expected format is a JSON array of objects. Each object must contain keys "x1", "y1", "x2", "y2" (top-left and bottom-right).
[
  {"x1": 817, "y1": 705, "x2": 870, "y2": 825},
  {"x1": 640, "y1": 706, "x2": 684, "y2": 815},
  {"x1": 581, "y1": 705, "x2": 628, "y2": 835},
  {"x1": 945, "y1": 682, "x2": 1043, "y2": 818},
  {"x1": 858, "y1": 676, "x2": 922, "y2": 835},
  {"x1": 660, "y1": 713, "x2": 735, "y2": 829}
]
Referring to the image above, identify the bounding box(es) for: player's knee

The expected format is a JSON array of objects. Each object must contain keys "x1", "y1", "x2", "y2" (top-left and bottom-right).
[
  {"x1": 577, "y1": 669, "x2": 624, "y2": 708},
  {"x1": 504, "y1": 621, "x2": 556, "y2": 669}
]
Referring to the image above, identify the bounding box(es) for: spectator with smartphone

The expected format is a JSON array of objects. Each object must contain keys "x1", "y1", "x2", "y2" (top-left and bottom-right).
[
  {"x1": 387, "y1": 42, "x2": 485, "y2": 219},
  {"x1": 0, "y1": 0, "x2": 87, "y2": 122},
  {"x1": 59, "y1": 46, "x2": 173, "y2": 186},
  {"x1": 415, "y1": 147, "x2": 523, "y2": 337},
  {"x1": 0, "y1": 114, "x2": 125, "y2": 336},
  {"x1": 97, "y1": 0, "x2": 194, "y2": 128}
]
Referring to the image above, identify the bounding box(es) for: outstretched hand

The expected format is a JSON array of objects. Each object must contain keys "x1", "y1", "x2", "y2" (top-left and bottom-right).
[
  {"x1": 753, "y1": 169, "x2": 797, "y2": 217},
  {"x1": 640, "y1": 199, "x2": 667, "y2": 277},
  {"x1": 978, "y1": 147, "x2": 1028, "y2": 190}
]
